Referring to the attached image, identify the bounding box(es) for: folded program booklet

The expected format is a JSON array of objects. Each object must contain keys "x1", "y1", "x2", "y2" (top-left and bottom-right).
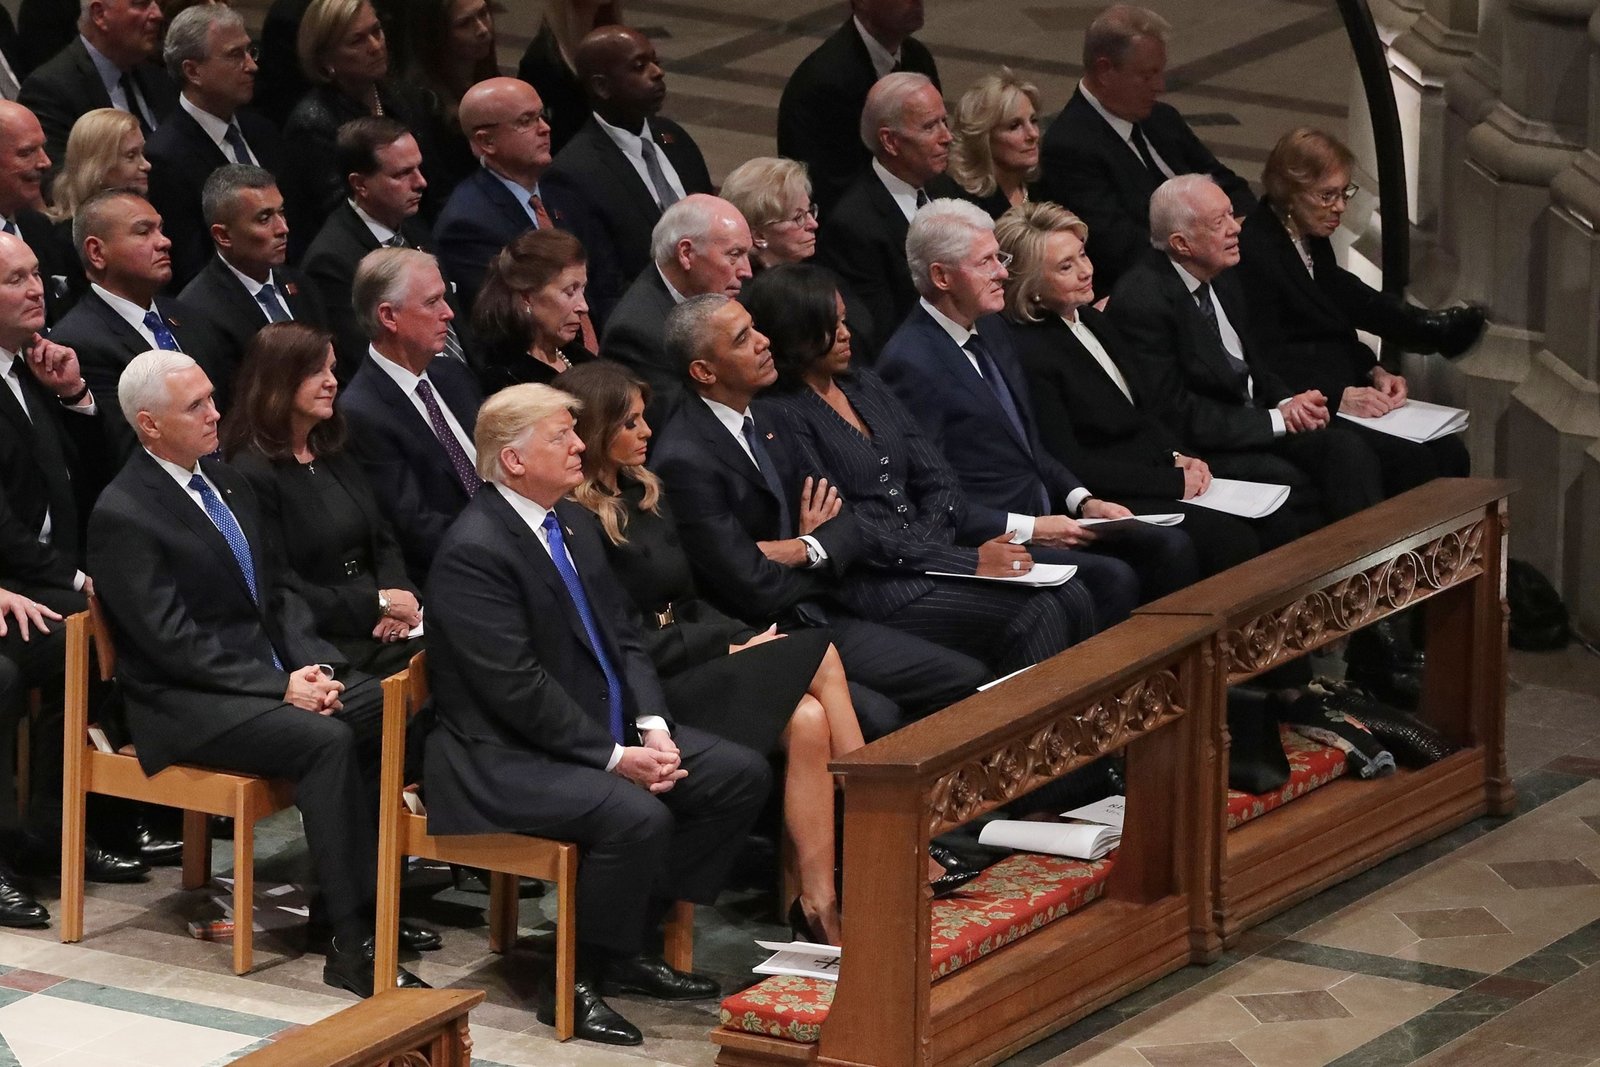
[
  {"x1": 1337, "y1": 399, "x2": 1468, "y2": 443},
  {"x1": 977, "y1": 818, "x2": 1120, "y2": 861},
  {"x1": 927, "y1": 563, "x2": 1077, "y2": 587},
  {"x1": 1185, "y1": 478, "x2": 1290, "y2": 519}
]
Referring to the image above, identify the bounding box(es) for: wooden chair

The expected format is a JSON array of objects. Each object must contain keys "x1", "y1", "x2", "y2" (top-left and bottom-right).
[
  {"x1": 61, "y1": 599, "x2": 296, "y2": 974},
  {"x1": 375, "y1": 652, "x2": 694, "y2": 1040}
]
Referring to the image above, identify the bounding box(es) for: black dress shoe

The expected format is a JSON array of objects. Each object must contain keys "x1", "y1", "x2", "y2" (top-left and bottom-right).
[
  {"x1": 536, "y1": 977, "x2": 642, "y2": 1045},
  {"x1": 930, "y1": 868, "x2": 982, "y2": 899},
  {"x1": 1414, "y1": 303, "x2": 1486, "y2": 358},
  {"x1": 322, "y1": 935, "x2": 430, "y2": 998},
  {"x1": 0, "y1": 873, "x2": 48, "y2": 928},
  {"x1": 399, "y1": 920, "x2": 441, "y2": 951},
  {"x1": 927, "y1": 843, "x2": 980, "y2": 876},
  {"x1": 19, "y1": 834, "x2": 149, "y2": 884},
  {"x1": 600, "y1": 953, "x2": 719, "y2": 1001},
  {"x1": 132, "y1": 819, "x2": 183, "y2": 867}
]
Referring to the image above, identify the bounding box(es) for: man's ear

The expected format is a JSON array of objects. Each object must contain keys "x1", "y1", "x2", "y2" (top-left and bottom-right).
[
  {"x1": 134, "y1": 409, "x2": 159, "y2": 440},
  {"x1": 82, "y1": 235, "x2": 107, "y2": 275},
  {"x1": 1167, "y1": 232, "x2": 1191, "y2": 261},
  {"x1": 876, "y1": 125, "x2": 898, "y2": 160},
  {"x1": 210, "y1": 222, "x2": 233, "y2": 255},
  {"x1": 687, "y1": 356, "x2": 715, "y2": 388},
  {"x1": 928, "y1": 261, "x2": 955, "y2": 295},
  {"x1": 675, "y1": 237, "x2": 696, "y2": 274}
]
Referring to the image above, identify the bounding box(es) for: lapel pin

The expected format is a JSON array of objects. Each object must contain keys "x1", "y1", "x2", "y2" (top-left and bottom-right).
[
  {"x1": 167, "y1": 316, "x2": 181, "y2": 327},
  {"x1": 765, "y1": 432, "x2": 774, "y2": 440},
  {"x1": 659, "y1": 132, "x2": 675, "y2": 145},
  {"x1": 282, "y1": 281, "x2": 299, "y2": 296}
]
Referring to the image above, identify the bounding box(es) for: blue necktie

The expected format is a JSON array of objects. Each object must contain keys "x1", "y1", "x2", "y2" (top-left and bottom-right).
[
  {"x1": 255, "y1": 282, "x2": 291, "y2": 323},
  {"x1": 223, "y1": 121, "x2": 254, "y2": 165},
  {"x1": 188, "y1": 474, "x2": 282, "y2": 670},
  {"x1": 965, "y1": 335, "x2": 1051, "y2": 514},
  {"x1": 742, "y1": 414, "x2": 792, "y2": 538},
  {"x1": 143, "y1": 310, "x2": 180, "y2": 351},
  {"x1": 541, "y1": 511, "x2": 625, "y2": 743}
]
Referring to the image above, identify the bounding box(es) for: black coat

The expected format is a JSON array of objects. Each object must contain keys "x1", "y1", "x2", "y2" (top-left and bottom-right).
[
  {"x1": 18, "y1": 39, "x2": 178, "y2": 185},
  {"x1": 598, "y1": 266, "x2": 682, "y2": 428},
  {"x1": 775, "y1": 18, "x2": 940, "y2": 213},
  {"x1": 1037, "y1": 89, "x2": 1255, "y2": 295},
  {"x1": 16, "y1": 207, "x2": 77, "y2": 325},
  {"x1": 514, "y1": 21, "x2": 588, "y2": 157},
  {"x1": 15, "y1": 0, "x2": 79, "y2": 79},
  {"x1": 280, "y1": 83, "x2": 426, "y2": 224},
  {"x1": 0, "y1": 358, "x2": 101, "y2": 588},
  {"x1": 177, "y1": 256, "x2": 326, "y2": 413}
]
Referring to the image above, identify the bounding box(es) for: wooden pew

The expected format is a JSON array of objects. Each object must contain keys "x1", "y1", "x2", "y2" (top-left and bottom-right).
[
  {"x1": 233, "y1": 988, "x2": 484, "y2": 1065},
  {"x1": 1136, "y1": 477, "x2": 1516, "y2": 945}
]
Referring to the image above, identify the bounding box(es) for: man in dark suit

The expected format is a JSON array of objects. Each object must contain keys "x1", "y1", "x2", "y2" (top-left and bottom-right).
[
  {"x1": 146, "y1": 4, "x2": 288, "y2": 288},
  {"x1": 87, "y1": 349, "x2": 426, "y2": 997},
  {"x1": 0, "y1": 102, "x2": 76, "y2": 324},
  {"x1": 339, "y1": 248, "x2": 483, "y2": 584},
  {"x1": 425, "y1": 382, "x2": 769, "y2": 1046},
  {"x1": 0, "y1": 7, "x2": 25, "y2": 101},
  {"x1": 879, "y1": 199, "x2": 1195, "y2": 617},
  {"x1": 652, "y1": 297, "x2": 987, "y2": 735},
  {"x1": 302, "y1": 118, "x2": 453, "y2": 381},
  {"x1": 435, "y1": 76, "x2": 615, "y2": 320},
  {"x1": 179, "y1": 165, "x2": 326, "y2": 412},
  {"x1": 49, "y1": 189, "x2": 199, "y2": 461},
  {"x1": 777, "y1": 0, "x2": 940, "y2": 213},
  {"x1": 17, "y1": 0, "x2": 178, "y2": 183},
  {"x1": 15, "y1": 0, "x2": 79, "y2": 81},
  {"x1": 1037, "y1": 4, "x2": 1255, "y2": 295},
  {"x1": 601, "y1": 194, "x2": 752, "y2": 428},
  {"x1": 1108, "y1": 175, "x2": 1383, "y2": 523},
  {"x1": 815, "y1": 72, "x2": 958, "y2": 358},
  {"x1": 543, "y1": 27, "x2": 713, "y2": 290}
]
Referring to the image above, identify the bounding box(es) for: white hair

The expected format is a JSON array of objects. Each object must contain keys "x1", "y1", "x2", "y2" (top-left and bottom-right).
[
  {"x1": 860, "y1": 71, "x2": 936, "y2": 156},
  {"x1": 119, "y1": 350, "x2": 200, "y2": 432},
  {"x1": 1148, "y1": 174, "x2": 1216, "y2": 251},
  {"x1": 650, "y1": 196, "x2": 719, "y2": 267},
  {"x1": 906, "y1": 198, "x2": 996, "y2": 299}
]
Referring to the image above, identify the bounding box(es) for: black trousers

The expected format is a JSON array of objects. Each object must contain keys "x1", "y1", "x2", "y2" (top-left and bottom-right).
[
  {"x1": 819, "y1": 614, "x2": 989, "y2": 735},
  {"x1": 0, "y1": 584, "x2": 85, "y2": 833},
  {"x1": 517, "y1": 724, "x2": 771, "y2": 958},
  {"x1": 184, "y1": 675, "x2": 384, "y2": 941},
  {"x1": 1341, "y1": 421, "x2": 1470, "y2": 496},
  {"x1": 880, "y1": 574, "x2": 1099, "y2": 676},
  {"x1": 1118, "y1": 498, "x2": 1264, "y2": 577},
  {"x1": 1033, "y1": 522, "x2": 1199, "y2": 613}
]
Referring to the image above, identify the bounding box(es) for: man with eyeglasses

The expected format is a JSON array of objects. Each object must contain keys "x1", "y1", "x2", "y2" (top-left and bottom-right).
[
  {"x1": 435, "y1": 77, "x2": 617, "y2": 320},
  {"x1": 147, "y1": 4, "x2": 288, "y2": 289}
]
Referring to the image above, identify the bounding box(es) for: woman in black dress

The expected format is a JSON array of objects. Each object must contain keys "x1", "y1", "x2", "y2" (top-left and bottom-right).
[
  {"x1": 947, "y1": 68, "x2": 1042, "y2": 220},
  {"x1": 221, "y1": 322, "x2": 424, "y2": 677},
  {"x1": 515, "y1": 0, "x2": 624, "y2": 155},
  {"x1": 397, "y1": 0, "x2": 502, "y2": 211},
  {"x1": 472, "y1": 228, "x2": 597, "y2": 395},
  {"x1": 556, "y1": 361, "x2": 863, "y2": 945}
]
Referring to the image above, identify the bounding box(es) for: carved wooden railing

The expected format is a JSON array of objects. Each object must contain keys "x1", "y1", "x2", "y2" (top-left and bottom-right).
[{"x1": 234, "y1": 989, "x2": 485, "y2": 1066}]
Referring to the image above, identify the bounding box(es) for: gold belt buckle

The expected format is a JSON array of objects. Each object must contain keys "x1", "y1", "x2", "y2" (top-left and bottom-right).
[{"x1": 654, "y1": 605, "x2": 676, "y2": 628}]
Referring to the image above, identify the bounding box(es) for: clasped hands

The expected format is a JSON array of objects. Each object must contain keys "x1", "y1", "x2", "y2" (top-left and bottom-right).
[
  {"x1": 1339, "y1": 367, "x2": 1409, "y2": 418},
  {"x1": 1277, "y1": 389, "x2": 1331, "y2": 432},
  {"x1": 976, "y1": 498, "x2": 1130, "y2": 576},
  {"x1": 372, "y1": 588, "x2": 422, "y2": 641},
  {"x1": 284, "y1": 665, "x2": 344, "y2": 715},
  {"x1": 614, "y1": 729, "x2": 686, "y2": 794}
]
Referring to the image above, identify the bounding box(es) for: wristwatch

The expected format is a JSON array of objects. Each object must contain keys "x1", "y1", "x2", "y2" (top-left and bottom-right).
[
  {"x1": 377, "y1": 591, "x2": 391, "y2": 618},
  {"x1": 803, "y1": 539, "x2": 822, "y2": 567}
]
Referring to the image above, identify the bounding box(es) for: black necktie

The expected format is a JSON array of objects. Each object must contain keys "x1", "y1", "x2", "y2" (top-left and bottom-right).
[
  {"x1": 964, "y1": 335, "x2": 1050, "y2": 513},
  {"x1": 742, "y1": 414, "x2": 793, "y2": 538},
  {"x1": 1192, "y1": 282, "x2": 1250, "y2": 386},
  {"x1": 118, "y1": 72, "x2": 153, "y2": 137},
  {"x1": 223, "y1": 121, "x2": 254, "y2": 166},
  {"x1": 1129, "y1": 123, "x2": 1162, "y2": 179},
  {"x1": 915, "y1": 187, "x2": 930, "y2": 209}
]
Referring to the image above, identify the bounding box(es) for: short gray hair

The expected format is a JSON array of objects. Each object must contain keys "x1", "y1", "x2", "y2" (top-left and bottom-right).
[
  {"x1": 650, "y1": 196, "x2": 721, "y2": 267},
  {"x1": 1148, "y1": 174, "x2": 1214, "y2": 251},
  {"x1": 1083, "y1": 4, "x2": 1171, "y2": 69},
  {"x1": 72, "y1": 188, "x2": 148, "y2": 270},
  {"x1": 475, "y1": 383, "x2": 581, "y2": 483},
  {"x1": 860, "y1": 71, "x2": 935, "y2": 156},
  {"x1": 119, "y1": 350, "x2": 200, "y2": 431},
  {"x1": 906, "y1": 198, "x2": 995, "y2": 299},
  {"x1": 201, "y1": 164, "x2": 278, "y2": 227},
  {"x1": 352, "y1": 247, "x2": 438, "y2": 340},
  {"x1": 664, "y1": 293, "x2": 731, "y2": 379},
  {"x1": 165, "y1": 4, "x2": 248, "y2": 83}
]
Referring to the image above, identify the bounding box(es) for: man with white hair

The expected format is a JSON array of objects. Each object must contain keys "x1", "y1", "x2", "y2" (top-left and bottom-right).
[
  {"x1": 339, "y1": 247, "x2": 485, "y2": 583},
  {"x1": 87, "y1": 349, "x2": 428, "y2": 997},
  {"x1": 1038, "y1": 4, "x2": 1255, "y2": 294},
  {"x1": 600, "y1": 193, "x2": 752, "y2": 427},
  {"x1": 816, "y1": 70, "x2": 958, "y2": 357},
  {"x1": 1108, "y1": 174, "x2": 1383, "y2": 523},
  {"x1": 879, "y1": 199, "x2": 1197, "y2": 620},
  {"x1": 425, "y1": 382, "x2": 769, "y2": 1045}
]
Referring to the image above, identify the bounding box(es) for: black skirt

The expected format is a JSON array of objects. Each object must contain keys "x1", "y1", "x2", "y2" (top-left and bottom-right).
[{"x1": 660, "y1": 627, "x2": 831, "y2": 755}]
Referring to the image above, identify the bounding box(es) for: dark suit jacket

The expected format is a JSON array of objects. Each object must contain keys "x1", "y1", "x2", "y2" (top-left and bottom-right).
[
  {"x1": 650, "y1": 395, "x2": 859, "y2": 626},
  {"x1": 1005, "y1": 309, "x2": 1188, "y2": 502},
  {"x1": 543, "y1": 115, "x2": 713, "y2": 286},
  {"x1": 18, "y1": 38, "x2": 178, "y2": 184},
  {"x1": 337, "y1": 352, "x2": 483, "y2": 583},
  {"x1": 815, "y1": 169, "x2": 956, "y2": 357},
  {"x1": 86, "y1": 451, "x2": 341, "y2": 774},
  {"x1": 599, "y1": 265, "x2": 683, "y2": 427},
  {"x1": 878, "y1": 306, "x2": 1086, "y2": 528},
  {"x1": 16, "y1": 207, "x2": 77, "y2": 325},
  {"x1": 515, "y1": 21, "x2": 588, "y2": 156},
  {"x1": 1038, "y1": 89, "x2": 1256, "y2": 295},
  {"x1": 1236, "y1": 199, "x2": 1418, "y2": 415},
  {"x1": 775, "y1": 18, "x2": 940, "y2": 213},
  {"x1": 422, "y1": 489, "x2": 672, "y2": 835},
  {"x1": 0, "y1": 361, "x2": 101, "y2": 588},
  {"x1": 178, "y1": 256, "x2": 326, "y2": 413},
  {"x1": 433, "y1": 166, "x2": 618, "y2": 323},
  {"x1": 49, "y1": 289, "x2": 200, "y2": 461},
  {"x1": 145, "y1": 105, "x2": 288, "y2": 287},
  {"x1": 15, "y1": 0, "x2": 78, "y2": 79},
  {"x1": 281, "y1": 83, "x2": 427, "y2": 225},
  {"x1": 1107, "y1": 251, "x2": 1293, "y2": 453},
  {"x1": 301, "y1": 201, "x2": 438, "y2": 380}
]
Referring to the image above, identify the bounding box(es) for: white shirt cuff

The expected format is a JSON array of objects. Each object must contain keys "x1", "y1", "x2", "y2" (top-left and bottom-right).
[
  {"x1": 1269, "y1": 406, "x2": 1287, "y2": 437},
  {"x1": 66, "y1": 395, "x2": 96, "y2": 414},
  {"x1": 636, "y1": 715, "x2": 669, "y2": 735},
  {"x1": 1065, "y1": 487, "x2": 1093, "y2": 516},
  {"x1": 73, "y1": 570, "x2": 87, "y2": 592},
  {"x1": 798, "y1": 534, "x2": 827, "y2": 567},
  {"x1": 1007, "y1": 513, "x2": 1035, "y2": 544},
  {"x1": 605, "y1": 743, "x2": 624, "y2": 772}
]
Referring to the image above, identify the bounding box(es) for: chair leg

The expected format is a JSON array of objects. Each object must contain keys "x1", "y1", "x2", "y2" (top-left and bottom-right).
[
  {"x1": 180, "y1": 810, "x2": 209, "y2": 891},
  {"x1": 372, "y1": 848, "x2": 402, "y2": 995},
  {"x1": 554, "y1": 851, "x2": 576, "y2": 1042},
  {"x1": 59, "y1": 783, "x2": 87, "y2": 945},
  {"x1": 232, "y1": 804, "x2": 254, "y2": 975},
  {"x1": 663, "y1": 900, "x2": 694, "y2": 973},
  {"x1": 487, "y1": 872, "x2": 518, "y2": 954}
]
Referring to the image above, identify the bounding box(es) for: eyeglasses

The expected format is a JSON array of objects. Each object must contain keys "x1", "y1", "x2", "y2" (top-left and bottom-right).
[
  {"x1": 474, "y1": 110, "x2": 547, "y2": 134},
  {"x1": 1310, "y1": 183, "x2": 1359, "y2": 207},
  {"x1": 219, "y1": 43, "x2": 260, "y2": 66},
  {"x1": 770, "y1": 203, "x2": 818, "y2": 229},
  {"x1": 961, "y1": 249, "x2": 1012, "y2": 277}
]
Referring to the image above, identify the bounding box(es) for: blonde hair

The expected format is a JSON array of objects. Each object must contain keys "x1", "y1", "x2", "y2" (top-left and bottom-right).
[
  {"x1": 557, "y1": 361, "x2": 663, "y2": 545},
  {"x1": 298, "y1": 0, "x2": 373, "y2": 85},
  {"x1": 948, "y1": 68, "x2": 1041, "y2": 198},
  {"x1": 995, "y1": 201, "x2": 1089, "y2": 323},
  {"x1": 720, "y1": 157, "x2": 812, "y2": 232},
  {"x1": 474, "y1": 383, "x2": 581, "y2": 483},
  {"x1": 49, "y1": 109, "x2": 142, "y2": 223}
]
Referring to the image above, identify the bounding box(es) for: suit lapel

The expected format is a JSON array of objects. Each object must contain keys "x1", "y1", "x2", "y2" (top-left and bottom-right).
[
  {"x1": 1071, "y1": 311, "x2": 1143, "y2": 409},
  {"x1": 587, "y1": 124, "x2": 661, "y2": 223},
  {"x1": 487, "y1": 490, "x2": 599, "y2": 656},
  {"x1": 689, "y1": 399, "x2": 770, "y2": 497},
  {"x1": 1166, "y1": 268, "x2": 1248, "y2": 399},
  {"x1": 478, "y1": 169, "x2": 534, "y2": 235},
  {"x1": 70, "y1": 41, "x2": 113, "y2": 110},
  {"x1": 85, "y1": 293, "x2": 153, "y2": 367},
  {"x1": 920, "y1": 313, "x2": 1030, "y2": 453},
  {"x1": 134, "y1": 453, "x2": 258, "y2": 604}
]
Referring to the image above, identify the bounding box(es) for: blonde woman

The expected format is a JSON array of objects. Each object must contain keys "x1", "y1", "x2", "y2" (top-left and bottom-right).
[
  {"x1": 720, "y1": 157, "x2": 820, "y2": 271},
  {"x1": 948, "y1": 67, "x2": 1042, "y2": 218},
  {"x1": 48, "y1": 109, "x2": 151, "y2": 223}
]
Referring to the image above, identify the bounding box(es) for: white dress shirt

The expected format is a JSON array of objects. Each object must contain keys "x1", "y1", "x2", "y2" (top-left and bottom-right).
[
  {"x1": 854, "y1": 16, "x2": 901, "y2": 79},
  {"x1": 365, "y1": 347, "x2": 477, "y2": 460},
  {"x1": 1062, "y1": 312, "x2": 1133, "y2": 403},
  {"x1": 146, "y1": 449, "x2": 224, "y2": 516},
  {"x1": 484, "y1": 164, "x2": 547, "y2": 228},
  {"x1": 178, "y1": 94, "x2": 255, "y2": 165},
  {"x1": 351, "y1": 201, "x2": 400, "y2": 246},
  {"x1": 657, "y1": 267, "x2": 689, "y2": 306},
  {"x1": 593, "y1": 113, "x2": 687, "y2": 208},
  {"x1": 1168, "y1": 260, "x2": 1285, "y2": 435},
  {"x1": 919, "y1": 299, "x2": 1092, "y2": 529},
  {"x1": 873, "y1": 159, "x2": 922, "y2": 223},
  {"x1": 699, "y1": 397, "x2": 826, "y2": 565},
  {"x1": 1079, "y1": 80, "x2": 1175, "y2": 179},
  {"x1": 492, "y1": 483, "x2": 668, "y2": 770},
  {"x1": 91, "y1": 283, "x2": 172, "y2": 350}
]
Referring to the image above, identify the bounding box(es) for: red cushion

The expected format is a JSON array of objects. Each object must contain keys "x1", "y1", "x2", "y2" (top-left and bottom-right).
[
  {"x1": 720, "y1": 853, "x2": 1115, "y2": 1042},
  {"x1": 1226, "y1": 728, "x2": 1347, "y2": 830}
]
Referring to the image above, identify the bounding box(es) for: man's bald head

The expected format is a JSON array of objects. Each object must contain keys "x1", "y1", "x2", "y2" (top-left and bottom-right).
[
  {"x1": 575, "y1": 26, "x2": 666, "y2": 127},
  {"x1": 0, "y1": 231, "x2": 44, "y2": 351},
  {"x1": 0, "y1": 103, "x2": 50, "y2": 216},
  {"x1": 459, "y1": 77, "x2": 554, "y2": 183}
]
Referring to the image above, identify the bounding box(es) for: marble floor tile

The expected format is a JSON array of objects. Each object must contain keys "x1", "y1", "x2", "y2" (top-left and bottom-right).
[
  {"x1": 1455, "y1": 964, "x2": 1600, "y2": 1058},
  {"x1": 1395, "y1": 907, "x2": 1512, "y2": 940},
  {"x1": 1134, "y1": 1041, "x2": 1254, "y2": 1067},
  {"x1": 70, "y1": 1015, "x2": 257, "y2": 1066},
  {"x1": 1235, "y1": 988, "x2": 1353, "y2": 1024},
  {"x1": 1488, "y1": 859, "x2": 1600, "y2": 890},
  {"x1": 1412, "y1": 1035, "x2": 1591, "y2": 1066}
]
